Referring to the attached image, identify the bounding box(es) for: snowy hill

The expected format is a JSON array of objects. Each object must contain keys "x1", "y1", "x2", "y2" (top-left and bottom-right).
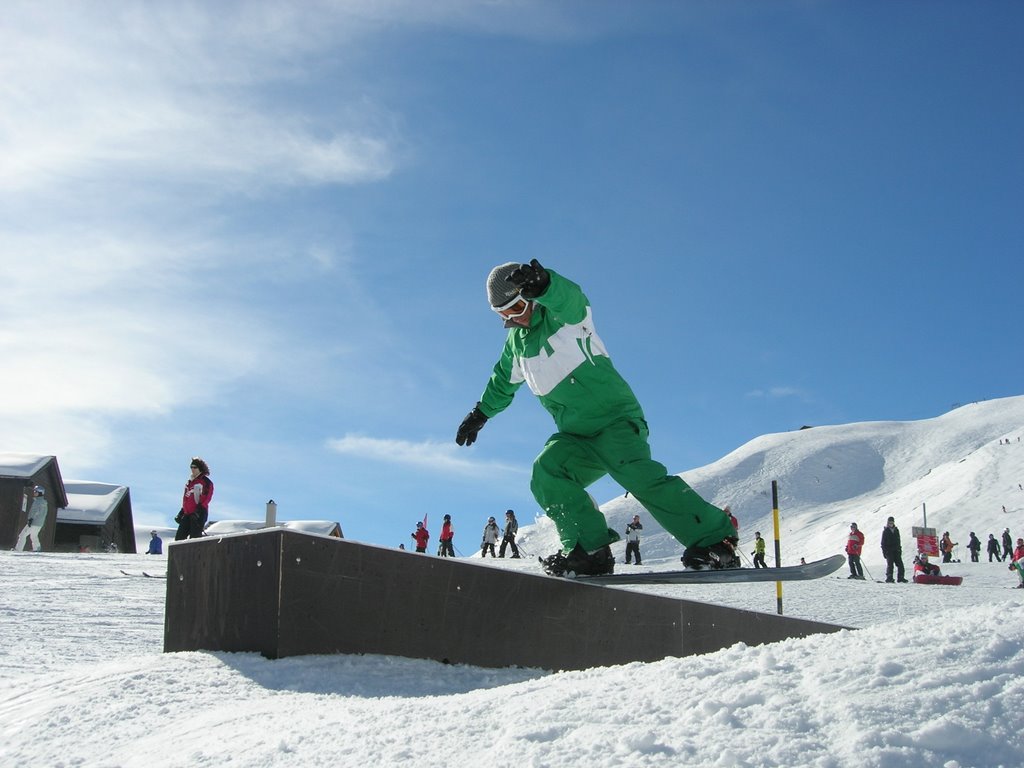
[
  {"x1": 520, "y1": 396, "x2": 1024, "y2": 566},
  {"x1": 3, "y1": 397, "x2": 1024, "y2": 767}
]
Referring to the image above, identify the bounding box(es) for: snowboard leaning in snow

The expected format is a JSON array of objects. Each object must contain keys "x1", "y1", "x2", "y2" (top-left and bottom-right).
[{"x1": 573, "y1": 554, "x2": 846, "y2": 585}]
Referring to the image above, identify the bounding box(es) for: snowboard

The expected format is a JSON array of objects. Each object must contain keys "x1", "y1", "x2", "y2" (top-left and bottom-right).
[{"x1": 572, "y1": 554, "x2": 846, "y2": 585}]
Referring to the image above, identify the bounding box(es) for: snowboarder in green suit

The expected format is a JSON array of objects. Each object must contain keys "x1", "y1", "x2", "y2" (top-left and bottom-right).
[{"x1": 456, "y1": 259, "x2": 738, "y2": 576}]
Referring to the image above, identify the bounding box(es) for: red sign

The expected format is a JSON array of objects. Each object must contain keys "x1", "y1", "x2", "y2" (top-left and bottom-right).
[{"x1": 913, "y1": 526, "x2": 939, "y2": 556}]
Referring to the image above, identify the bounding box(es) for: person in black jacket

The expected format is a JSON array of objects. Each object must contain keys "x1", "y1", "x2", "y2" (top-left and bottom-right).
[
  {"x1": 967, "y1": 532, "x2": 981, "y2": 563},
  {"x1": 987, "y1": 533, "x2": 1003, "y2": 562},
  {"x1": 881, "y1": 516, "x2": 907, "y2": 583},
  {"x1": 498, "y1": 509, "x2": 520, "y2": 558}
]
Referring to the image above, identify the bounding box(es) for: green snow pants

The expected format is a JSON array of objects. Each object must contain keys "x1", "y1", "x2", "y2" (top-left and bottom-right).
[{"x1": 530, "y1": 418, "x2": 737, "y2": 553}]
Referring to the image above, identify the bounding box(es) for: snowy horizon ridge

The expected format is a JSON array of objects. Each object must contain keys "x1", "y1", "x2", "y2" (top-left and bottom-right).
[
  {"x1": 3, "y1": 395, "x2": 1023, "y2": 767},
  {"x1": 518, "y1": 395, "x2": 1024, "y2": 570}
]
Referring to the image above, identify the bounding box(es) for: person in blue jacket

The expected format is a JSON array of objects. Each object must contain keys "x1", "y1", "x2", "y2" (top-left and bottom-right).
[{"x1": 145, "y1": 530, "x2": 163, "y2": 555}]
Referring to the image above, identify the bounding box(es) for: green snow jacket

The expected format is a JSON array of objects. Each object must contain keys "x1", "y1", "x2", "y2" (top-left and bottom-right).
[{"x1": 477, "y1": 270, "x2": 645, "y2": 436}]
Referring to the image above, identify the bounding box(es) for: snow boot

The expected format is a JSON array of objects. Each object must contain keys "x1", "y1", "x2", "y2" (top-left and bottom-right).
[
  {"x1": 681, "y1": 538, "x2": 741, "y2": 570},
  {"x1": 540, "y1": 543, "x2": 615, "y2": 577}
]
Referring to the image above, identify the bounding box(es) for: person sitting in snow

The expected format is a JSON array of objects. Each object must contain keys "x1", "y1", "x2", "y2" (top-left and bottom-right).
[
  {"x1": 145, "y1": 531, "x2": 163, "y2": 555},
  {"x1": 913, "y1": 554, "x2": 941, "y2": 578},
  {"x1": 1008, "y1": 537, "x2": 1024, "y2": 589}
]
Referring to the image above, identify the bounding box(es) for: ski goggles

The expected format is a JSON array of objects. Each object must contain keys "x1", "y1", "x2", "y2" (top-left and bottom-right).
[{"x1": 492, "y1": 294, "x2": 531, "y2": 320}]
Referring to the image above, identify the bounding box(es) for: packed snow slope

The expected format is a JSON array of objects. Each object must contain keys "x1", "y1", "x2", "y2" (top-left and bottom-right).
[
  {"x1": 1, "y1": 396, "x2": 1023, "y2": 768},
  {"x1": 520, "y1": 396, "x2": 1024, "y2": 568}
]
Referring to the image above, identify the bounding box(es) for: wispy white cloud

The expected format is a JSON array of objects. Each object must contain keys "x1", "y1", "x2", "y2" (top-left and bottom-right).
[
  {"x1": 745, "y1": 386, "x2": 807, "y2": 400},
  {"x1": 326, "y1": 434, "x2": 527, "y2": 476},
  {"x1": 0, "y1": 3, "x2": 404, "y2": 196}
]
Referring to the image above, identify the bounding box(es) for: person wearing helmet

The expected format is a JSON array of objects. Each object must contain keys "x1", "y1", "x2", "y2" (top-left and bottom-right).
[
  {"x1": 481, "y1": 516, "x2": 500, "y2": 558},
  {"x1": 455, "y1": 259, "x2": 737, "y2": 576},
  {"x1": 438, "y1": 514, "x2": 455, "y2": 557},
  {"x1": 411, "y1": 521, "x2": 430, "y2": 553}
]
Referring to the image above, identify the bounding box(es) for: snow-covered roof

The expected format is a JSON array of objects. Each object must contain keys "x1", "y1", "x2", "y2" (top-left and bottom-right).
[
  {"x1": 0, "y1": 453, "x2": 55, "y2": 479},
  {"x1": 204, "y1": 519, "x2": 342, "y2": 538},
  {"x1": 58, "y1": 481, "x2": 130, "y2": 525}
]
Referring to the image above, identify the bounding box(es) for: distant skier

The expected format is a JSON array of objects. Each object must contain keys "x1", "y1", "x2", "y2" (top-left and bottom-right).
[
  {"x1": 411, "y1": 521, "x2": 430, "y2": 553},
  {"x1": 455, "y1": 259, "x2": 737, "y2": 577},
  {"x1": 1010, "y1": 538, "x2": 1024, "y2": 589},
  {"x1": 940, "y1": 532, "x2": 957, "y2": 563},
  {"x1": 498, "y1": 510, "x2": 520, "y2": 558},
  {"x1": 751, "y1": 532, "x2": 767, "y2": 569},
  {"x1": 987, "y1": 534, "x2": 1002, "y2": 562},
  {"x1": 481, "y1": 516, "x2": 500, "y2": 557},
  {"x1": 880, "y1": 517, "x2": 907, "y2": 583},
  {"x1": 966, "y1": 532, "x2": 981, "y2": 563},
  {"x1": 438, "y1": 514, "x2": 455, "y2": 557},
  {"x1": 846, "y1": 523, "x2": 865, "y2": 580},
  {"x1": 624, "y1": 515, "x2": 643, "y2": 565}
]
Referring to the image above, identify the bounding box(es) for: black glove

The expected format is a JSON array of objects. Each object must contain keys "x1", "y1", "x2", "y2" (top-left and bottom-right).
[
  {"x1": 456, "y1": 404, "x2": 488, "y2": 446},
  {"x1": 174, "y1": 510, "x2": 184, "y2": 524},
  {"x1": 508, "y1": 258, "x2": 550, "y2": 299}
]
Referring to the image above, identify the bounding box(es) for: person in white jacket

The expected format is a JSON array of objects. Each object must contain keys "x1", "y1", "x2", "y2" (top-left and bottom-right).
[{"x1": 481, "y1": 516, "x2": 500, "y2": 558}]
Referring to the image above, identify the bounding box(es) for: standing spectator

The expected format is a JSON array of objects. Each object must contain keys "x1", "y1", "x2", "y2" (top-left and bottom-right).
[
  {"x1": 966, "y1": 532, "x2": 981, "y2": 563},
  {"x1": 624, "y1": 515, "x2": 643, "y2": 565},
  {"x1": 498, "y1": 509, "x2": 520, "y2": 558},
  {"x1": 16, "y1": 486, "x2": 47, "y2": 552},
  {"x1": 481, "y1": 516, "x2": 500, "y2": 557},
  {"x1": 411, "y1": 521, "x2": 430, "y2": 553},
  {"x1": 145, "y1": 530, "x2": 163, "y2": 555},
  {"x1": 454, "y1": 260, "x2": 738, "y2": 577},
  {"x1": 1002, "y1": 528, "x2": 1013, "y2": 561},
  {"x1": 438, "y1": 514, "x2": 455, "y2": 557},
  {"x1": 724, "y1": 505, "x2": 739, "y2": 535},
  {"x1": 987, "y1": 533, "x2": 1003, "y2": 562},
  {"x1": 174, "y1": 457, "x2": 213, "y2": 541},
  {"x1": 846, "y1": 523, "x2": 865, "y2": 580},
  {"x1": 940, "y1": 531, "x2": 957, "y2": 563},
  {"x1": 751, "y1": 532, "x2": 767, "y2": 569},
  {"x1": 1010, "y1": 537, "x2": 1024, "y2": 589},
  {"x1": 880, "y1": 517, "x2": 907, "y2": 583}
]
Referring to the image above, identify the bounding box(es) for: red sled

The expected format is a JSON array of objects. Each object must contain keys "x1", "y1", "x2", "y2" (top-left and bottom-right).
[{"x1": 912, "y1": 574, "x2": 963, "y2": 586}]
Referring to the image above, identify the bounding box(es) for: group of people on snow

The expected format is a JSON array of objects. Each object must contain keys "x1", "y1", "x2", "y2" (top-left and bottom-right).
[{"x1": 844, "y1": 517, "x2": 1023, "y2": 587}]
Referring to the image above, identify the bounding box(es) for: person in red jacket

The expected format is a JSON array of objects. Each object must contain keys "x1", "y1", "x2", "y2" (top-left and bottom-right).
[
  {"x1": 1009, "y1": 537, "x2": 1024, "y2": 588},
  {"x1": 174, "y1": 457, "x2": 213, "y2": 541},
  {"x1": 438, "y1": 514, "x2": 455, "y2": 557},
  {"x1": 411, "y1": 521, "x2": 430, "y2": 553},
  {"x1": 846, "y1": 522, "x2": 865, "y2": 580}
]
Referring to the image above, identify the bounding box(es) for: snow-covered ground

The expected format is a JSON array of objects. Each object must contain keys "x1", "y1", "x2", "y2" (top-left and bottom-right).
[{"x1": 2, "y1": 397, "x2": 1023, "y2": 767}]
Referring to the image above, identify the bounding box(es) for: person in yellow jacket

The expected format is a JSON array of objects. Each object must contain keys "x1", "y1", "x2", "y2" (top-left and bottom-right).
[{"x1": 752, "y1": 532, "x2": 767, "y2": 569}]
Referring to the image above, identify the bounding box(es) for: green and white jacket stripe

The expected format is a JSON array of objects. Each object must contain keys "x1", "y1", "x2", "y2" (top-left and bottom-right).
[{"x1": 478, "y1": 270, "x2": 645, "y2": 437}]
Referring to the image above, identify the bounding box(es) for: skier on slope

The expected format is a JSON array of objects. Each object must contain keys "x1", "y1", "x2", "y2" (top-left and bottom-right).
[{"x1": 455, "y1": 259, "x2": 738, "y2": 576}]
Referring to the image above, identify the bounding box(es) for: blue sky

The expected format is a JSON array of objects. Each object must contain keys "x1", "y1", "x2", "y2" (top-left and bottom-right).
[{"x1": 2, "y1": 1, "x2": 1021, "y2": 550}]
